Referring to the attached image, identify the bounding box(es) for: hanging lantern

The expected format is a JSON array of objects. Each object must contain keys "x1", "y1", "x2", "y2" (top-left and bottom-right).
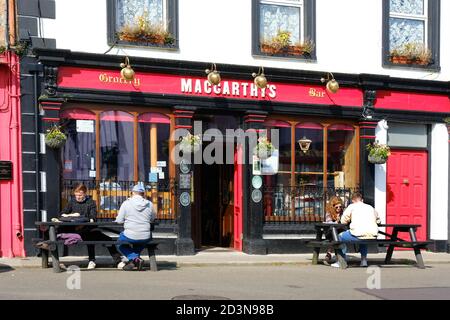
[
  {"x1": 205, "y1": 63, "x2": 221, "y2": 85},
  {"x1": 298, "y1": 136, "x2": 312, "y2": 153},
  {"x1": 252, "y1": 67, "x2": 268, "y2": 89},
  {"x1": 120, "y1": 56, "x2": 135, "y2": 81}
]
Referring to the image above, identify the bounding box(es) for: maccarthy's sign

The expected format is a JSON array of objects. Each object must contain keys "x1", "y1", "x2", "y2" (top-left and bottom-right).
[{"x1": 57, "y1": 66, "x2": 364, "y2": 107}]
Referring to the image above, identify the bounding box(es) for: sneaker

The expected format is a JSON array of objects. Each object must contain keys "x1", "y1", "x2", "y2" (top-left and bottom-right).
[
  {"x1": 87, "y1": 261, "x2": 96, "y2": 270},
  {"x1": 331, "y1": 262, "x2": 340, "y2": 268},
  {"x1": 117, "y1": 261, "x2": 126, "y2": 270},
  {"x1": 360, "y1": 259, "x2": 368, "y2": 267},
  {"x1": 122, "y1": 261, "x2": 135, "y2": 271},
  {"x1": 134, "y1": 258, "x2": 144, "y2": 271}
]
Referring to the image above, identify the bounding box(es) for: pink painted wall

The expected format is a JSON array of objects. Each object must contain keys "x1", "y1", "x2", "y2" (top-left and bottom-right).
[{"x1": 0, "y1": 51, "x2": 24, "y2": 257}]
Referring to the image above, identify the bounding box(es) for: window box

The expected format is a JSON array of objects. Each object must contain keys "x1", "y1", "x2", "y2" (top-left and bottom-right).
[
  {"x1": 382, "y1": 0, "x2": 440, "y2": 70},
  {"x1": 252, "y1": 0, "x2": 316, "y2": 60},
  {"x1": 107, "y1": 0, "x2": 178, "y2": 49}
]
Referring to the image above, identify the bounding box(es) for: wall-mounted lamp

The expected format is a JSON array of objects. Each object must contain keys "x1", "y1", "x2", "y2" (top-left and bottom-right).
[
  {"x1": 320, "y1": 72, "x2": 339, "y2": 94},
  {"x1": 205, "y1": 63, "x2": 221, "y2": 85},
  {"x1": 252, "y1": 67, "x2": 268, "y2": 89},
  {"x1": 298, "y1": 136, "x2": 312, "y2": 153},
  {"x1": 120, "y1": 56, "x2": 135, "y2": 81}
]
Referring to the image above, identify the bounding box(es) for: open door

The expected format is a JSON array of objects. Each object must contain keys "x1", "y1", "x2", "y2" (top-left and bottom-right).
[{"x1": 233, "y1": 144, "x2": 243, "y2": 250}]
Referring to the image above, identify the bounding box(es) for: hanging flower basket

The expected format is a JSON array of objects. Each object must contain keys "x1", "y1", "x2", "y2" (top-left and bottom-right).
[
  {"x1": 366, "y1": 141, "x2": 390, "y2": 164},
  {"x1": 44, "y1": 125, "x2": 67, "y2": 149},
  {"x1": 179, "y1": 133, "x2": 201, "y2": 154},
  {"x1": 368, "y1": 154, "x2": 387, "y2": 164},
  {"x1": 253, "y1": 136, "x2": 274, "y2": 160}
]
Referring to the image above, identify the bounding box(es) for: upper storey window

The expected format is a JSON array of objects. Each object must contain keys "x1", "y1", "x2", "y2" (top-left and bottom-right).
[
  {"x1": 383, "y1": 0, "x2": 440, "y2": 69},
  {"x1": 253, "y1": 0, "x2": 316, "y2": 59},
  {"x1": 108, "y1": 0, "x2": 178, "y2": 48}
]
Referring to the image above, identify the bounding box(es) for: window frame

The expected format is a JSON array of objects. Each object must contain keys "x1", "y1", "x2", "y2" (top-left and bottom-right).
[
  {"x1": 252, "y1": 0, "x2": 316, "y2": 60},
  {"x1": 107, "y1": 0, "x2": 179, "y2": 49},
  {"x1": 264, "y1": 117, "x2": 360, "y2": 189},
  {"x1": 382, "y1": 0, "x2": 440, "y2": 70}
]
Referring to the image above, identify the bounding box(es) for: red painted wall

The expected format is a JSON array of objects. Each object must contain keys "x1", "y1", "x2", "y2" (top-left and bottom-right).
[
  {"x1": 376, "y1": 90, "x2": 450, "y2": 113},
  {"x1": 0, "y1": 51, "x2": 24, "y2": 257}
]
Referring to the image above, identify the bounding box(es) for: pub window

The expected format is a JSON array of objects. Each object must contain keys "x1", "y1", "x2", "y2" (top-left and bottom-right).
[
  {"x1": 137, "y1": 113, "x2": 170, "y2": 183},
  {"x1": 263, "y1": 119, "x2": 359, "y2": 222},
  {"x1": 107, "y1": 0, "x2": 179, "y2": 48},
  {"x1": 61, "y1": 109, "x2": 96, "y2": 181},
  {"x1": 252, "y1": 0, "x2": 316, "y2": 59},
  {"x1": 326, "y1": 124, "x2": 357, "y2": 189},
  {"x1": 61, "y1": 107, "x2": 175, "y2": 221},
  {"x1": 383, "y1": 0, "x2": 440, "y2": 69},
  {"x1": 100, "y1": 111, "x2": 134, "y2": 182}
]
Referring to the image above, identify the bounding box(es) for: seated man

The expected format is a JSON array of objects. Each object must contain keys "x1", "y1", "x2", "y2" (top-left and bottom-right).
[
  {"x1": 331, "y1": 192, "x2": 381, "y2": 268},
  {"x1": 115, "y1": 184, "x2": 156, "y2": 271}
]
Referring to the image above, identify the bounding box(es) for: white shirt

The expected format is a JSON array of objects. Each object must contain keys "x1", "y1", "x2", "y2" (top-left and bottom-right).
[{"x1": 340, "y1": 201, "x2": 381, "y2": 239}]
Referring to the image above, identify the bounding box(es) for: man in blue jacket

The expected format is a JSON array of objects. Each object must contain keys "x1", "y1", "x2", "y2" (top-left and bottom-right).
[{"x1": 115, "y1": 184, "x2": 156, "y2": 271}]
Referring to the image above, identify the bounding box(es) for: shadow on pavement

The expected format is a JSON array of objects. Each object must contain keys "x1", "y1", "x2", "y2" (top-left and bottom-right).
[{"x1": 0, "y1": 263, "x2": 15, "y2": 273}]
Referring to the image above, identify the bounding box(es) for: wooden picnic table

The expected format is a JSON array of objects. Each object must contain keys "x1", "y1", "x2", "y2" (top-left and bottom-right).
[
  {"x1": 308, "y1": 223, "x2": 431, "y2": 269},
  {"x1": 35, "y1": 221, "x2": 158, "y2": 273}
]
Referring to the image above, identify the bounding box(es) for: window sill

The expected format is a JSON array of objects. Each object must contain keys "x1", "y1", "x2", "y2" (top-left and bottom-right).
[
  {"x1": 253, "y1": 51, "x2": 317, "y2": 62},
  {"x1": 110, "y1": 39, "x2": 179, "y2": 51},
  {"x1": 383, "y1": 61, "x2": 440, "y2": 72}
]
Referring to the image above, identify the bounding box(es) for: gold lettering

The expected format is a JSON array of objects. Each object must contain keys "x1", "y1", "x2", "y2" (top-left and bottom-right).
[
  {"x1": 309, "y1": 88, "x2": 325, "y2": 98},
  {"x1": 98, "y1": 73, "x2": 142, "y2": 86},
  {"x1": 99, "y1": 73, "x2": 108, "y2": 82}
]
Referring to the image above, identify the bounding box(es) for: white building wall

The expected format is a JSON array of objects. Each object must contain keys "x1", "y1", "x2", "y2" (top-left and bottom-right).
[
  {"x1": 40, "y1": 0, "x2": 450, "y2": 81},
  {"x1": 374, "y1": 120, "x2": 388, "y2": 225},
  {"x1": 430, "y1": 124, "x2": 449, "y2": 240}
]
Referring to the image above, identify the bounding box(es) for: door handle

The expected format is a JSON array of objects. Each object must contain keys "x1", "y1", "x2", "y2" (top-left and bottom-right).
[{"x1": 402, "y1": 179, "x2": 409, "y2": 185}]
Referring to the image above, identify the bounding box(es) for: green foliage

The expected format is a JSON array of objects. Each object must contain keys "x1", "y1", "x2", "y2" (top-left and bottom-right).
[
  {"x1": 254, "y1": 136, "x2": 275, "y2": 158},
  {"x1": 45, "y1": 125, "x2": 67, "y2": 148},
  {"x1": 366, "y1": 141, "x2": 390, "y2": 159},
  {"x1": 117, "y1": 11, "x2": 175, "y2": 45}
]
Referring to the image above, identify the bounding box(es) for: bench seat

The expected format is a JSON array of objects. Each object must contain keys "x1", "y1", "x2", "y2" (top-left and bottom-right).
[{"x1": 33, "y1": 238, "x2": 159, "y2": 271}]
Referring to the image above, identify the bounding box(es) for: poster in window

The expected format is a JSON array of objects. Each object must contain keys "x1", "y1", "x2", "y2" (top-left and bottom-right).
[
  {"x1": 64, "y1": 160, "x2": 73, "y2": 172},
  {"x1": 76, "y1": 120, "x2": 94, "y2": 133},
  {"x1": 261, "y1": 149, "x2": 279, "y2": 175},
  {"x1": 252, "y1": 155, "x2": 261, "y2": 175}
]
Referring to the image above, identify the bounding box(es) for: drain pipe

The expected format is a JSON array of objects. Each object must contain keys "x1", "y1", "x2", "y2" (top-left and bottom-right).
[{"x1": 32, "y1": 67, "x2": 41, "y2": 221}]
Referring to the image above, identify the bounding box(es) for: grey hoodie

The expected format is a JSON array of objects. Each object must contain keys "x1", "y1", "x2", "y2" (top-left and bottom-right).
[{"x1": 115, "y1": 195, "x2": 156, "y2": 240}]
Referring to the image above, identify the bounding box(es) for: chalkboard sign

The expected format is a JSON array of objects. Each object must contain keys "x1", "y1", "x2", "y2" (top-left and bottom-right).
[{"x1": 0, "y1": 161, "x2": 13, "y2": 180}]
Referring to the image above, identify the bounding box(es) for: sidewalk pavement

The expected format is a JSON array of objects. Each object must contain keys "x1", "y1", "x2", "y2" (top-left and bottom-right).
[{"x1": 1, "y1": 248, "x2": 450, "y2": 269}]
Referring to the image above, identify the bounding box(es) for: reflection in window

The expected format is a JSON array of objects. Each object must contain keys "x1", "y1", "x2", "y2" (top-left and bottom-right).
[
  {"x1": 295, "y1": 123, "x2": 323, "y2": 188},
  {"x1": 100, "y1": 111, "x2": 134, "y2": 181},
  {"x1": 61, "y1": 109, "x2": 96, "y2": 180},
  {"x1": 389, "y1": 0, "x2": 427, "y2": 52},
  {"x1": 137, "y1": 113, "x2": 170, "y2": 183},
  {"x1": 327, "y1": 124, "x2": 356, "y2": 188},
  {"x1": 260, "y1": 2, "x2": 302, "y2": 44},
  {"x1": 264, "y1": 120, "x2": 291, "y2": 190}
]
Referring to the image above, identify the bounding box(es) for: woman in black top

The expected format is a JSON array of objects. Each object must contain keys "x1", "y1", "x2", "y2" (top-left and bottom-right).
[{"x1": 59, "y1": 183, "x2": 122, "y2": 269}]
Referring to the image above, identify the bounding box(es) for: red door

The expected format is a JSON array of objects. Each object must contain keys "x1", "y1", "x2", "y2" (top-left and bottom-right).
[
  {"x1": 386, "y1": 150, "x2": 428, "y2": 242},
  {"x1": 233, "y1": 144, "x2": 243, "y2": 250}
]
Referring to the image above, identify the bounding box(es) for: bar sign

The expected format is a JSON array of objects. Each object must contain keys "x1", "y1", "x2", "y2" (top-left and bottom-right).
[{"x1": 0, "y1": 161, "x2": 13, "y2": 180}]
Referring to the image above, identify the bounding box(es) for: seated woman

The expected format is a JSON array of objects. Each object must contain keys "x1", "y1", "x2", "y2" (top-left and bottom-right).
[
  {"x1": 59, "y1": 183, "x2": 122, "y2": 269},
  {"x1": 323, "y1": 196, "x2": 344, "y2": 265}
]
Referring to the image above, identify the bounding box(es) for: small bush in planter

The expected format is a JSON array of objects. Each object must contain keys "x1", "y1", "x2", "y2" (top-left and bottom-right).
[
  {"x1": 45, "y1": 125, "x2": 67, "y2": 149},
  {"x1": 366, "y1": 141, "x2": 390, "y2": 164},
  {"x1": 254, "y1": 136, "x2": 275, "y2": 159},
  {"x1": 179, "y1": 133, "x2": 201, "y2": 153}
]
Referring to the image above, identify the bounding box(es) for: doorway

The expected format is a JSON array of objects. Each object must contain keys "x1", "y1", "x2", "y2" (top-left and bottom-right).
[
  {"x1": 199, "y1": 162, "x2": 234, "y2": 247},
  {"x1": 386, "y1": 149, "x2": 428, "y2": 242},
  {"x1": 191, "y1": 113, "x2": 241, "y2": 249}
]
